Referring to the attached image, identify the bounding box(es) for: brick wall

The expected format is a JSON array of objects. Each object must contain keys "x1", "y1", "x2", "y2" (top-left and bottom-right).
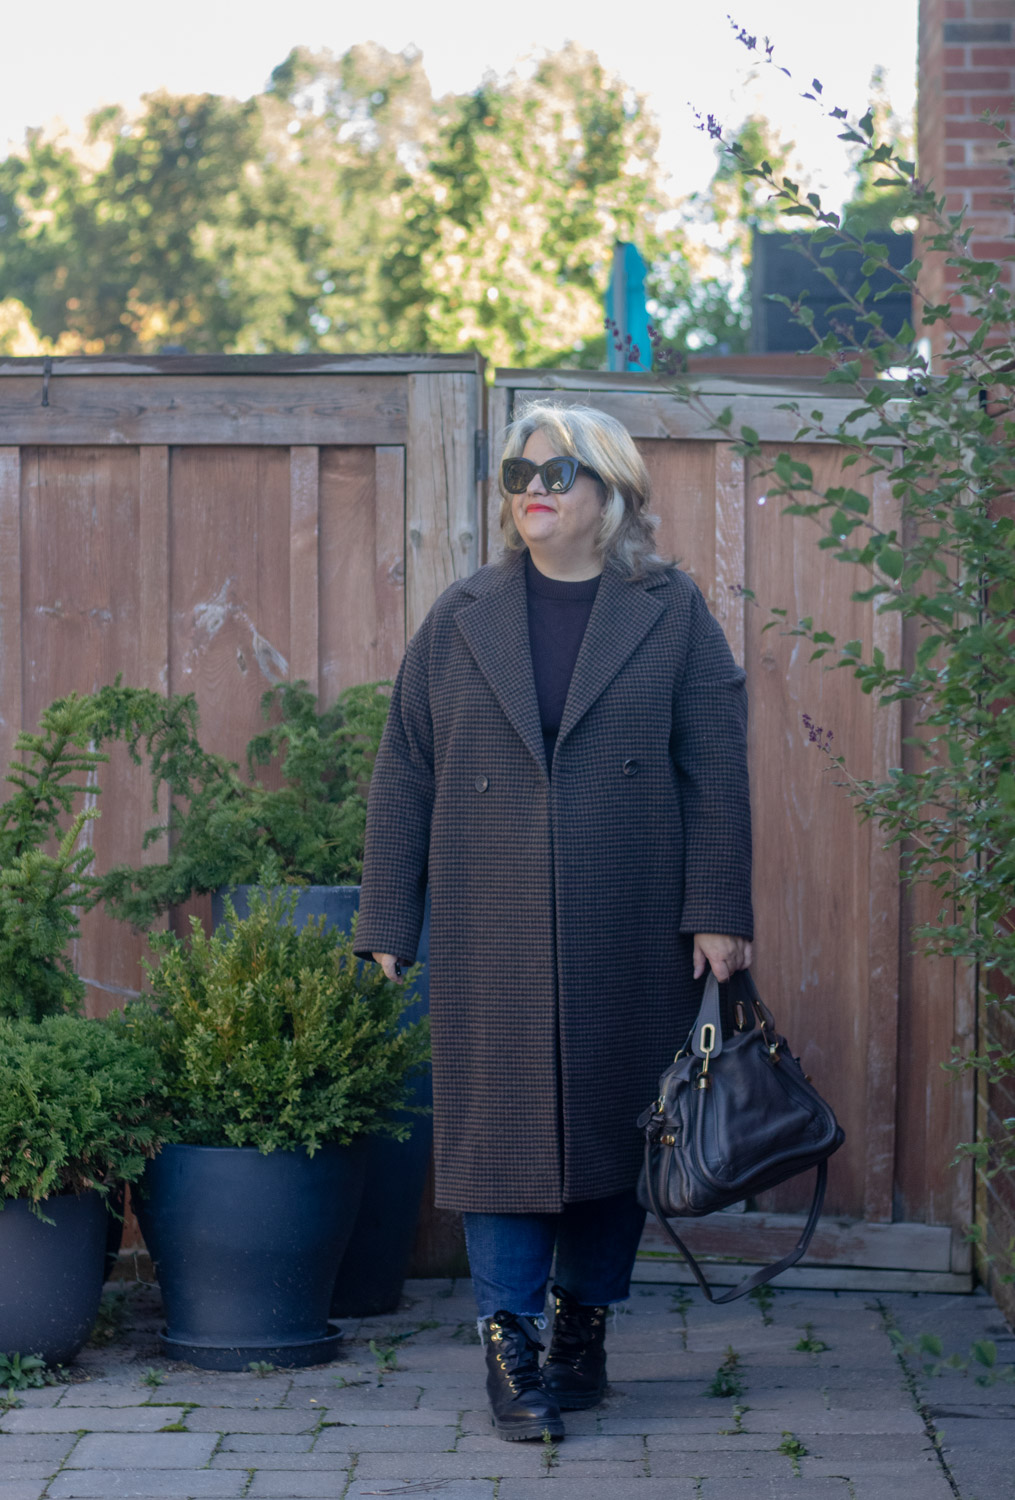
[
  {"x1": 918, "y1": 0, "x2": 1015, "y2": 358},
  {"x1": 919, "y1": 0, "x2": 1015, "y2": 1326}
]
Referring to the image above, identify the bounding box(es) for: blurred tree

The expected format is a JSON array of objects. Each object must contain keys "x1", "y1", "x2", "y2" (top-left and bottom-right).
[
  {"x1": 382, "y1": 44, "x2": 669, "y2": 367},
  {"x1": 839, "y1": 68, "x2": 916, "y2": 234},
  {"x1": 0, "y1": 43, "x2": 667, "y2": 364},
  {"x1": 647, "y1": 114, "x2": 796, "y2": 363}
]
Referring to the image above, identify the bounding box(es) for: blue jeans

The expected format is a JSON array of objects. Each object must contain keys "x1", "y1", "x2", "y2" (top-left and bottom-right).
[{"x1": 463, "y1": 1190, "x2": 647, "y2": 1319}]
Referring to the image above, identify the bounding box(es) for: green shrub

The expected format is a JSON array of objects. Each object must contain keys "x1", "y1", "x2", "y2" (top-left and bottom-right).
[
  {"x1": 102, "y1": 680, "x2": 391, "y2": 928},
  {"x1": 0, "y1": 1015, "x2": 167, "y2": 1213},
  {"x1": 127, "y1": 883, "x2": 429, "y2": 1154}
]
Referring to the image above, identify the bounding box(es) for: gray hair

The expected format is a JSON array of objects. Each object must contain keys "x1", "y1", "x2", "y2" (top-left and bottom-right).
[{"x1": 496, "y1": 400, "x2": 669, "y2": 579}]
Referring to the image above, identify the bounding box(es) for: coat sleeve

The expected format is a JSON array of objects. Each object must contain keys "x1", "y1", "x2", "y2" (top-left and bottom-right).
[
  {"x1": 671, "y1": 585, "x2": 754, "y2": 940},
  {"x1": 352, "y1": 621, "x2": 435, "y2": 962}
]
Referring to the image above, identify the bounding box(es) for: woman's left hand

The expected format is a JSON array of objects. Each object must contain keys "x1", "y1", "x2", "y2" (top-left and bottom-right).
[{"x1": 693, "y1": 933, "x2": 753, "y2": 983}]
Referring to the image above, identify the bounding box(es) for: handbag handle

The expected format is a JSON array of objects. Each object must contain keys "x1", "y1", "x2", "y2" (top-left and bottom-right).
[{"x1": 642, "y1": 1135, "x2": 828, "y2": 1303}]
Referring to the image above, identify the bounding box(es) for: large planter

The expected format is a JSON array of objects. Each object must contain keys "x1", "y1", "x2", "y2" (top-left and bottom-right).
[
  {"x1": 211, "y1": 884, "x2": 433, "y2": 1318},
  {"x1": 0, "y1": 1191, "x2": 107, "y2": 1365},
  {"x1": 134, "y1": 1141, "x2": 366, "y2": 1371}
]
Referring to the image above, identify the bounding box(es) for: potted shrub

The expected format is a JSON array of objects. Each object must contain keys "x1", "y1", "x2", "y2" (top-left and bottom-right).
[
  {"x1": 127, "y1": 882, "x2": 429, "y2": 1371},
  {"x1": 105, "y1": 680, "x2": 435, "y2": 1316},
  {"x1": 0, "y1": 1014, "x2": 165, "y2": 1366}
]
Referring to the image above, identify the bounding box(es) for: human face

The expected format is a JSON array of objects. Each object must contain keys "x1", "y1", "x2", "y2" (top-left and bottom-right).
[{"x1": 510, "y1": 428, "x2": 605, "y2": 574}]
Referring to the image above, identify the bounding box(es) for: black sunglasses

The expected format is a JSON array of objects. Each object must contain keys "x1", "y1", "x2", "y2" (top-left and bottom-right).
[{"x1": 501, "y1": 456, "x2": 600, "y2": 494}]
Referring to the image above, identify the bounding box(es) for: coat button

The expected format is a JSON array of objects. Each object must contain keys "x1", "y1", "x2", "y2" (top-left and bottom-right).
[
  {"x1": 474, "y1": 775, "x2": 489, "y2": 793},
  {"x1": 622, "y1": 758, "x2": 639, "y2": 776}
]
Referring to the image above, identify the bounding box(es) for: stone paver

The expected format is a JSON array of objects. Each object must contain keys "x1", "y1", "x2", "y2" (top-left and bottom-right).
[
  {"x1": 14, "y1": 1278, "x2": 1010, "y2": 1500},
  {"x1": 64, "y1": 1431, "x2": 218, "y2": 1468}
]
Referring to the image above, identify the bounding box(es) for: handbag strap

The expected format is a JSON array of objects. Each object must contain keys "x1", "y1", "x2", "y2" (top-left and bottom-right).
[{"x1": 642, "y1": 1135, "x2": 829, "y2": 1304}]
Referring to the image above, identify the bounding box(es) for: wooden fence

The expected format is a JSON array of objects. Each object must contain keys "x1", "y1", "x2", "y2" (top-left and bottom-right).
[{"x1": 0, "y1": 354, "x2": 974, "y2": 1291}]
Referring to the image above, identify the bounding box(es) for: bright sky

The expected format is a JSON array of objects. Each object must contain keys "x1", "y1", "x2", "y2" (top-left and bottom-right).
[{"x1": 5, "y1": 0, "x2": 918, "y2": 211}]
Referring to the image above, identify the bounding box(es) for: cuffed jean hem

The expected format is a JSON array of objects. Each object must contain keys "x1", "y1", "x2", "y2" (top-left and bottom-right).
[{"x1": 463, "y1": 1189, "x2": 646, "y2": 1320}]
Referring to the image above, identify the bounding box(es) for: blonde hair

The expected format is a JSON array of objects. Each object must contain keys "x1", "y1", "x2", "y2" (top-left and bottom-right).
[{"x1": 497, "y1": 400, "x2": 668, "y2": 578}]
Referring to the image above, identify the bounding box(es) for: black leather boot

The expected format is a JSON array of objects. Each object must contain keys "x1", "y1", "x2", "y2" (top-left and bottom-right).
[
  {"x1": 541, "y1": 1282, "x2": 609, "y2": 1409},
  {"x1": 482, "y1": 1310, "x2": 565, "y2": 1441}
]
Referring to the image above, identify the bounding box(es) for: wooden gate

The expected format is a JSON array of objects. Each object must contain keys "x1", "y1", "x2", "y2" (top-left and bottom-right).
[
  {"x1": 0, "y1": 354, "x2": 975, "y2": 1290},
  {"x1": 0, "y1": 353, "x2": 483, "y2": 1029},
  {"x1": 489, "y1": 369, "x2": 975, "y2": 1292}
]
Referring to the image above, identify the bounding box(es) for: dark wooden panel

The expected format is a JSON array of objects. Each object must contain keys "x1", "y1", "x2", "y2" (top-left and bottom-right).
[
  {"x1": 19, "y1": 447, "x2": 151, "y2": 1016},
  {"x1": 0, "y1": 375, "x2": 408, "y2": 446},
  {"x1": 319, "y1": 446, "x2": 404, "y2": 703},
  {"x1": 745, "y1": 444, "x2": 880, "y2": 1220},
  {"x1": 0, "y1": 448, "x2": 21, "y2": 778},
  {"x1": 168, "y1": 446, "x2": 291, "y2": 755},
  {"x1": 636, "y1": 439, "x2": 717, "y2": 601}
]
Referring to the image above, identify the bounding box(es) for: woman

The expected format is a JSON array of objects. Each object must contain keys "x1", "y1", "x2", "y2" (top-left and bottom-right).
[{"x1": 354, "y1": 401, "x2": 753, "y2": 1440}]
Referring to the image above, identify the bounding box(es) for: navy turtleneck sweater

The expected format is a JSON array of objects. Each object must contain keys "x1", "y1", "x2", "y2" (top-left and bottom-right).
[{"x1": 524, "y1": 552, "x2": 601, "y2": 772}]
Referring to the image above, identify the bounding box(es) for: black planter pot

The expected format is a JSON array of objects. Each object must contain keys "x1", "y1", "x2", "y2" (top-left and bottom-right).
[
  {"x1": 0, "y1": 1191, "x2": 107, "y2": 1365},
  {"x1": 134, "y1": 1142, "x2": 366, "y2": 1371},
  {"x1": 211, "y1": 884, "x2": 433, "y2": 1319}
]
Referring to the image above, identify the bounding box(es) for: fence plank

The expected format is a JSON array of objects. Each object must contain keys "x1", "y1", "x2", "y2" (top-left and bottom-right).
[
  {"x1": 495, "y1": 386, "x2": 905, "y2": 446},
  {"x1": 289, "y1": 447, "x2": 320, "y2": 697},
  {"x1": 406, "y1": 373, "x2": 478, "y2": 637},
  {"x1": 863, "y1": 467, "x2": 903, "y2": 1223},
  {"x1": 639, "y1": 1210, "x2": 951, "y2": 1271},
  {"x1": 0, "y1": 375, "x2": 408, "y2": 447},
  {"x1": 714, "y1": 443, "x2": 746, "y2": 667},
  {"x1": 0, "y1": 448, "x2": 22, "y2": 776},
  {"x1": 485, "y1": 386, "x2": 512, "y2": 563},
  {"x1": 374, "y1": 445, "x2": 407, "y2": 664},
  {"x1": 138, "y1": 447, "x2": 170, "y2": 869}
]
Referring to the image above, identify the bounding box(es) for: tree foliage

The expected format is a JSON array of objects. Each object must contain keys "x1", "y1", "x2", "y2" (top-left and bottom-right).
[
  {"x1": 102, "y1": 679, "x2": 391, "y2": 928},
  {"x1": 0, "y1": 44, "x2": 668, "y2": 365}
]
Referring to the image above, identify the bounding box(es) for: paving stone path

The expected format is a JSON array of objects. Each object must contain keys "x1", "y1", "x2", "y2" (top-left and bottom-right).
[{"x1": 0, "y1": 1277, "x2": 1012, "y2": 1500}]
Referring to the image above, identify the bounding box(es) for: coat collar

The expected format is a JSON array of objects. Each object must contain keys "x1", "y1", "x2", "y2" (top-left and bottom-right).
[{"x1": 454, "y1": 549, "x2": 666, "y2": 778}]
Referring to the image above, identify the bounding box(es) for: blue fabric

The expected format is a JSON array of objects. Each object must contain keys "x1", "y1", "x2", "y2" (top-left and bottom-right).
[{"x1": 463, "y1": 1190, "x2": 647, "y2": 1318}]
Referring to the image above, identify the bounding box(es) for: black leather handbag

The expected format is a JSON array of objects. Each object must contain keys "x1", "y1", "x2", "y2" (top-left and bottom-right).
[{"x1": 637, "y1": 968, "x2": 845, "y2": 1303}]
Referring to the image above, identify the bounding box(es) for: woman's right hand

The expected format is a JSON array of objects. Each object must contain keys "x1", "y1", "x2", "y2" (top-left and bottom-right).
[{"x1": 372, "y1": 953, "x2": 406, "y2": 984}]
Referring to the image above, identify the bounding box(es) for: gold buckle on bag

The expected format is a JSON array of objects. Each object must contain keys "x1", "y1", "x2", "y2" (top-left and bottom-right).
[{"x1": 696, "y1": 1022, "x2": 716, "y2": 1091}]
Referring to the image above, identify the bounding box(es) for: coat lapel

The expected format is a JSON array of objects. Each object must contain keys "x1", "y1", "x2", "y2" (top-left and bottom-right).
[
  {"x1": 455, "y1": 549, "x2": 666, "y2": 772},
  {"x1": 455, "y1": 551, "x2": 548, "y2": 778},
  {"x1": 556, "y1": 559, "x2": 665, "y2": 750}
]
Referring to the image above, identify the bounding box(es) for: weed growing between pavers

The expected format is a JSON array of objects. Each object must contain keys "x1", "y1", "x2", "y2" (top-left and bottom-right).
[
  {"x1": 778, "y1": 1430, "x2": 808, "y2": 1476},
  {"x1": 247, "y1": 1360, "x2": 276, "y2": 1376},
  {"x1": 88, "y1": 1288, "x2": 133, "y2": 1348},
  {"x1": 718, "y1": 1402, "x2": 750, "y2": 1435},
  {"x1": 670, "y1": 1289, "x2": 693, "y2": 1350},
  {"x1": 706, "y1": 1345, "x2": 745, "y2": 1399},
  {"x1": 139, "y1": 1366, "x2": 167, "y2": 1390},
  {"x1": 369, "y1": 1340, "x2": 400, "y2": 1379},
  {"x1": 794, "y1": 1321, "x2": 830, "y2": 1353},
  {"x1": 748, "y1": 1285, "x2": 777, "y2": 1326},
  {"x1": 541, "y1": 1427, "x2": 560, "y2": 1469}
]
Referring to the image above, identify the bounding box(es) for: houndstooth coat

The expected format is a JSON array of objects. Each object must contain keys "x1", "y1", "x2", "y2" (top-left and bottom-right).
[{"x1": 354, "y1": 546, "x2": 753, "y2": 1213}]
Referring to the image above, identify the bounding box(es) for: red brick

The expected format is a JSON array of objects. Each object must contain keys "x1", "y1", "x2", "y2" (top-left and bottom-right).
[
  {"x1": 944, "y1": 0, "x2": 967, "y2": 15},
  {"x1": 945, "y1": 47, "x2": 968, "y2": 64},
  {"x1": 948, "y1": 167, "x2": 1014, "y2": 182},
  {"x1": 944, "y1": 69, "x2": 1014, "y2": 87},
  {"x1": 972, "y1": 46, "x2": 1015, "y2": 62},
  {"x1": 970, "y1": 238, "x2": 1015, "y2": 254},
  {"x1": 966, "y1": 92, "x2": 1015, "y2": 109},
  {"x1": 946, "y1": 94, "x2": 970, "y2": 114},
  {"x1": 946, "y1": 117, "x2": 1006, "y2": 134},
  {"x1": 972, "y1": 0, "x2": 1015, "y2": 14},
  {"x1": 948, "y1": 143, "x2": 968, "y2": 160}
]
